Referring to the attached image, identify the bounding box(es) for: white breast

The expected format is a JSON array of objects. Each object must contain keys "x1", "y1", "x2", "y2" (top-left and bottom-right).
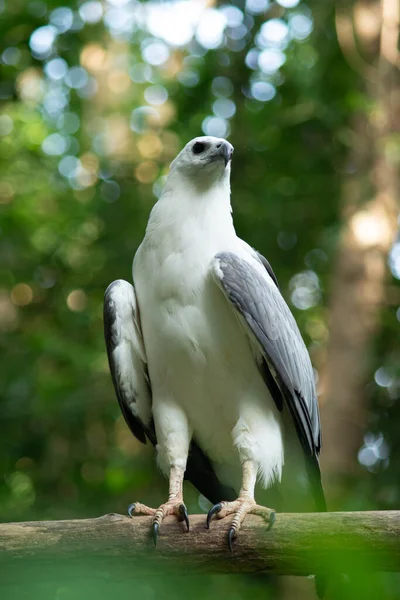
[{"x1": 132, "y1": 192, "x2": 284, "y2": 490}]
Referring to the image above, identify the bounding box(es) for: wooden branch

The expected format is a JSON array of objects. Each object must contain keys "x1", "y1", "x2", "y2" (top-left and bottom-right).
[{"x1": 0, "y1": 511, "x2": 399, "y2": 584}]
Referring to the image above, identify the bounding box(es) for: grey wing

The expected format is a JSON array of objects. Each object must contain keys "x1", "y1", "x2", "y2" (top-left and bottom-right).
[
  {"x1": 237, "y1": 238, "x2": 280, "y2": 290},
  {"x1": 104, "y1": 280, "x2": 155, "y2": 445},
  {"x1": 211, "y1": 252, "x2": 325, "y2": 509}
]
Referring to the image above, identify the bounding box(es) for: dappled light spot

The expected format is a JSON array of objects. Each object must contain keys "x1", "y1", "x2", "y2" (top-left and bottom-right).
[
  {"x1": 290, "y1": 271, "x2": 321, "y2": 310},
  {"x1": 258, "y1": 19, "x2": 289, "y2": 49},
  {"x1": 258, "y1": 49, "x2": 286, "y2": 74},
  {"x1": 137, "y1": 133, "x2": 163, "y2": 159},
  {"x1": 77, "y1": 75, "x2": 98, "y2": 99},
  {"x1": 44, "y1": 57, "x2": 68, "y2": 81},
  {"x1": 80, "y1": 152, "x2": 99, "y2": 177},
  {"x1": 221, "y1": 5, "x2": 244, "y2": 28},
  {"x1": 58, "y1": 155, "x2": 80, "y2": 178},
  {"x1": 142, "y1": 40, "x2": 170, "y2": 66},
  {"x1": 104, "y1": 3, "x2": 135, "y2": 38},
  {"x1": 129, "y1": 62, "x2": 153, "y2": 83},
  {"x1": 212, "y1": 97, "x2": 236, "y2": 119},
  {"x1": 34, "y1": 266, "x2": 57, "y2": 289},
  {"x1": 289, "y1": 13, "x2": 313, "y2": 41},
  {"x1": 0, "y1": 291, "x2": 19, "y2": 331},
  {"x1": 66, "y1": 289, "x2": 87, "y2": 311},
  {"x1": 144, "y1": 84, "x2": 168, "y2": 106},
  {"x1": 212, "y1": 75, "x2": 233, "y2": 97},
  {"x1": 107, "y1": 71, "x2": 131, "y2": 94},
  {"x1": 277, "y1": 231, "x2": 297, "y2": 250},
  {"x1": 80, "y1": 44, "x2": 108, "y2": 72},
  {"x1": 250, "y1": 80, "x2": 276, "y2": 102},
  {"x1": 146, "y1": 0, "x2": 202, "y2": 47},
  {"x1": 389, "y1": 242, "x2": 400, "y2": 279},
  {"x1": 42, "y1": 133, "x2": 69, "y2": 156},
  {"x1": 43, "y1": 87, "x2": 70, "y2": 119},
  {"x1": 277, "y1": 0, "x2": 300, "y2": 7},
  {"x1": 245, "y1": 0, "x2": 269, "y2": 15},
  {"x1": 2, "y1": 47, "x2": 21, "y2": 66},
  {"x1": 374, "y1": 367, "x2": 393, "y2": 388},
  {"x1": 0, "y1": 114, "x2": 13, "y2": 136},
  {"x1": 177, "y1": 69, "x2": 200, "y2": 87},
  {"x1": 57, "y1": 111, "x2": 80, "y2": 134},
  {"x1": 10, "y1": 284, "x2": 33, "y2": 307},
  {"x1": 50, "y1": 7, "x2": 74, "y2": 33},
  {"x1": 196, "y1": 9, "x2": 226, "y2": 50},
  {"x1": 29, "y1": 25, "x2": 57, "y2": 59},
  {"x1": 227, "y1": 24, "x2": 248, "y2": 41},
  {"x1": 100, "y1": 180, "x2": 120, "y2": 202},
  {"x1": 6, "y1": 471, "x2": 35, "y2": 508},
  {"x1": 65, "y1": 66, "x2": 89, "y2": 89},
  {"x1": 135, "y1": 161, "x2": 159, "y2": 184},
  {"x1": 130, "y1": 106, "x2": 160, "y2": 133},
  {"x1": 16, "y1": 68, "x2": 44, "y2": 103},
  {"x1": 358, "y1": 432, "x2": 389, "y2": 472},
  {"x1": 202, "y1": 116, "x2": 229, "y2": 138},
  {"x1": 161, "y1": 130, "x2": 180, "y2": 158},
  {"x1": 245, "y1": 48, "x2": 259, "y2": 70},
  {"x1": 79, "y1": 1, "x2": 103, "y2": 24},
  {"x1": 350, "y1": 207, "x2": 393, "y2": 248},
  {"x1": 107, "y1": 0, "x2": 131, "y2": 7},
  {"x1": 305, "y1": 318, "x2": 329, "y2": 343}
]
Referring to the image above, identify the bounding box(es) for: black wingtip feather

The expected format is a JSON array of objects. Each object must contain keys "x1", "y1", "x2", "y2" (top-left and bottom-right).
[{"x1": 103, "y1": 281, "x2": 148, "y2": 445}]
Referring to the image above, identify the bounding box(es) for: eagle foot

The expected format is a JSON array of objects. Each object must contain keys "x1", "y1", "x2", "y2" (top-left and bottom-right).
[
  {"x1": 206, "y1": 498, "x2": 275, "y2": 551},
  {"x1": 128, "y1": 501, "x2": 189, "y2": 545}
]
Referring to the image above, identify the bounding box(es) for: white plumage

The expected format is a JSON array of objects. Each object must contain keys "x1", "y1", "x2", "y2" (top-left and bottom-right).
[
  {"x1": 104, "y1": 136, "x2": 324, "y2": 544},
  {"x1": 133, "y1": 147, "x2": 284, "y2": 488}
]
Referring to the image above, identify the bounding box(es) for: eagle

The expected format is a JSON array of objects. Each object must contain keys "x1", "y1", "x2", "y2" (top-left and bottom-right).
[{"x1": 104, "y1": 136, "x2": 326, "y2": 549}]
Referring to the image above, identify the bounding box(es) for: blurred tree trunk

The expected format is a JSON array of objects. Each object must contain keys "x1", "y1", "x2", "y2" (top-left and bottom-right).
[{"x1": 320, "y1": 0, "x2": 399, "y2": 505}]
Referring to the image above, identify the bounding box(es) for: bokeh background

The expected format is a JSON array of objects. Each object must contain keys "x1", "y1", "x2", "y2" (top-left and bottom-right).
[{"x1": 0, "y1": 0, "x2": 399, "y2": 598}]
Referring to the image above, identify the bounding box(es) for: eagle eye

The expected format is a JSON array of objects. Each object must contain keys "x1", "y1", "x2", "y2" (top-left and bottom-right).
[{"x1": 192, "y1": 142, "x2": 205, "y2": 155}]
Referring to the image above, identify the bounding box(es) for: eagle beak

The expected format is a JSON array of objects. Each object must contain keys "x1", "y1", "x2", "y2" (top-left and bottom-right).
[
  {"x1": 210, "y1": 141, "x2": 233, "y2": 167},
  {"x1": 218, "y1": 141, "x2": 234, "y2": 166}
]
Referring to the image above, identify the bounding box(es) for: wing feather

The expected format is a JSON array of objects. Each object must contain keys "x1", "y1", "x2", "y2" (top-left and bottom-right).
[
  {"x1": 211, "y1": 252, "x2": 325, "y2": 510},
  {"x1": 104, "y1": 280, "x2": 154, "y2": 444}
]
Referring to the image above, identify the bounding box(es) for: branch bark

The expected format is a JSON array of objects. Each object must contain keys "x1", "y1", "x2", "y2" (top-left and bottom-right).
[{"x1": 0, "y1": 512, "x2": 399, "y2": 584}]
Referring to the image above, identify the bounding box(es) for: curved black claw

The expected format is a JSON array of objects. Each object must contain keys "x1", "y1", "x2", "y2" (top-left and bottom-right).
[
  {"x1": 228, "y1": 527, "x2": 236, "y2": 552},
  {"x1": 179, "y1": 503, "x2": 190, "y2": 531},
  {"x1": 127, "y1": 503, "x2": 136, "y2": 518},
  {"x1": 267, "y1": 510, "x2": 276, "y2": 531},
  {"x1": 152, "y1": 521, "x2": 159, "y2": 546},
  {"x1": 206, "y1": 503, "x2": 222, "y2": 529}
]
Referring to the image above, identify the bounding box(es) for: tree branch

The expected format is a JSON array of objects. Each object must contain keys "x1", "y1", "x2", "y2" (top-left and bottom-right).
[{"x1": 1, "y1": 512, "x2": 399, "y2": 583}]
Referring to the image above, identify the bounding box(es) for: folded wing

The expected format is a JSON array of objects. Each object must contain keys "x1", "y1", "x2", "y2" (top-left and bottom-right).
[
  {"x1": 104, "y1": 280, "x2": 154, "y2": 444},
  {"x1": 211, "y1": 251, "x2": 325, "y2": 511}
]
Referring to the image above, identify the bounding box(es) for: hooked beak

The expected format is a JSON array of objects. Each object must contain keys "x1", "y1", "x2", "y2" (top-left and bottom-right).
[
  {"x1": 218, "y1": 141, "x2": 234, "y2": 166},
  {"x1": 209, "y1": 141, "x2": 234, "y2": 167}
]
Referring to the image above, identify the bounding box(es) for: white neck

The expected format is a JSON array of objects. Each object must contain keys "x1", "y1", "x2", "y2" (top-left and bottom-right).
[{"x1": 145, "y1": 169, "x2": 236, "y2": 247}]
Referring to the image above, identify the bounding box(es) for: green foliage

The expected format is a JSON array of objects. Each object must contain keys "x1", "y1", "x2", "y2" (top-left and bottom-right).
[{"x1": 0, "y1": 0, "x2": 399, "y2": 598}]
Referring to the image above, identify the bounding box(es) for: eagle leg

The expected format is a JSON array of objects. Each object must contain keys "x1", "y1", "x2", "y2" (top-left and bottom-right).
[
  {"x1": 206, "y1": 459, "x2": 275, "y2": 551},
  {"x1": 128, "y1": 465, "x2": 189, "y2": 545}
]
